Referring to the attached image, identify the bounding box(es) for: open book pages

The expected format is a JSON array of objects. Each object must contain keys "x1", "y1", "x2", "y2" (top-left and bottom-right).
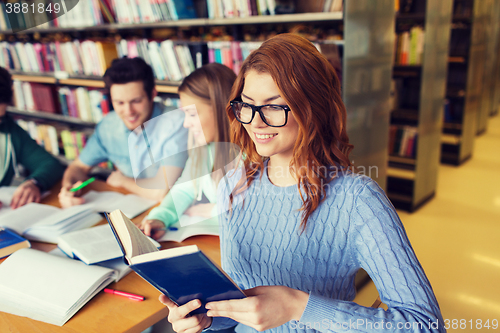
[
  {"x1": 130, "y1": 244, "x2": 199, "y2": 265},
  {"x1": 82, "y1": 190, "x2": 157, "y2": 218},
  {"x1": 106, "y1": 209, "x2": 246, "y2": 314},
  {"x1": 158, "y1": 215, "x2": 219, "y2": 243},
  {"x1": 0, "y1": 248, "x2": 118, "y2": 326},
  {"x1": 107, "y1": 210, "x2": 159, "y2": 261},
  {"x1": 0, "y1": 203, "x2": 103, "y2": 243},
  {"x1": 50, "y1": 247, "x2": 132, "y2": 281},
  {"x1": 57, "y1": 224, "x2": 160, "y2": 265}
]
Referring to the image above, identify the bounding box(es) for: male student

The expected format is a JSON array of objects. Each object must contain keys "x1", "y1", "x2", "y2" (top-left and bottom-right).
[
  {"x1": 59, "y1": 57, "x2": 188, "y2": 207},
  {"x1": 0, "y1": 67, "x2": 65, "y2": 209}
]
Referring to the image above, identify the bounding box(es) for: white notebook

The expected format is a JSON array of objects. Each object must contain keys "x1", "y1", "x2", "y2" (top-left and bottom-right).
[
  {"x1": 0, "y1": 248, "x2": 121, "y2": 326},
  {"x1": 0, "y1": 203, "x2": 102, "y2": 243}
]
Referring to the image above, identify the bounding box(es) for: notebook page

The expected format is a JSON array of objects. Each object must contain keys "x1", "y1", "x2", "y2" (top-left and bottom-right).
[
  {"x1": 57, "y1": 224, "x2": 125, "y2": 264},
  {"x1": 0, "y1": 248, "x2": 113, "y2": 314},
  {"x1": 0, "y1": 203, "x2": 60, "y2": 234}
]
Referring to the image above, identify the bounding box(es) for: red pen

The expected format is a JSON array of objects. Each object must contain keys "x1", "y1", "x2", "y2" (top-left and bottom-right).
[{"x1": 104, "y1": 288, "x2": 145, "y2": 301}]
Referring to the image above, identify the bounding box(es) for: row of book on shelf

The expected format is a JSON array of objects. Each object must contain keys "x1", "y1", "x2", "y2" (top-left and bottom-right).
[
  {"x1": 388, "y1": 125, "x2": 418, "y2": 159},
  {"x1": 394, "y1": 26, "x2": 424, "y2": 66},
  {"x1": 443, "y1": 99, "x2": 462, "y2": 123},
  {"x1": 0, "y1": 41, "x2": 118, "y2": 77},
  {"x1": 12, "y1": 81, "x2": 110, "y2": 124},
  {"x1": 16, "y1": 119, "x2": 89, "y2": 160},
  {"x1": 1, "y1": 37, "x2": 340, "y2": 82},
  {"x1": 0, "y1": 39, "x2": 260, "y2": 81},
  {"x1": 0, "y1": 0, "x2": 200, "y2": 30},
  {"x1": 0, "y1": 0, "x2": 343, "y2": 31},
  {"x1": 11, "y1": 80, "x2": 180, "y2": 122}
]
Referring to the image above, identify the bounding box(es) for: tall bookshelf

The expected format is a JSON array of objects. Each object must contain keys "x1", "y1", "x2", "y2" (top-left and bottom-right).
[
  {"x1": 387, "y1": 0, "x2": 453, "y2": 211},
  {"x1": 476, "y1": 0, "x2": 496, "y2": 135},
  {"x1": 489, "y1": 1, "x2": 500, "y2": 117},
  {"x1": 441, "y1": 0, "x2": 489, "y2": 165},
  {"x1": 1, "y1": 0, "x2": 395, "y2": 190}
]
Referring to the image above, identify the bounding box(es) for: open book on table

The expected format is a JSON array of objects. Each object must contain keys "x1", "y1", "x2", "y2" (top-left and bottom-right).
[
  {"x1": 0, "y1": 248, "x2": 125, "y2": 326},
  {"x1": 57, "y1": 224, "x2": 160, "y2": 265},
  {"x1": 0, "y1": 203, "x2": 102, "y2": 243},
  {"x1": 157, "y1": 214, "x2": 220, "y2": 243},
  {"x1": 105, "y1": 209, "x2": 246, "y2": 314}
]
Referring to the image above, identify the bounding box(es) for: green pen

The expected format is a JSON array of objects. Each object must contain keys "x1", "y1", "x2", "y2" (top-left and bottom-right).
[{"x1": 69, "y1": 177, "x2": 96, "y2": 192}]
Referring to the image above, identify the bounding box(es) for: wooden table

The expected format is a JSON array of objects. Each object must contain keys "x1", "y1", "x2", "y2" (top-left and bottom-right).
[{"x1": 0, "y1": 180, "x2": 221, "y2": 333}]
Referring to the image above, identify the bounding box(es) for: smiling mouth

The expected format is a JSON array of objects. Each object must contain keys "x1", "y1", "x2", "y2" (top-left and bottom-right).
[
  {"x1": 127, "y1": 116, "x2": 139, "y2": 123},
  {"x1": 255, "y1": 133, "x2": 278, "y2": 139}
]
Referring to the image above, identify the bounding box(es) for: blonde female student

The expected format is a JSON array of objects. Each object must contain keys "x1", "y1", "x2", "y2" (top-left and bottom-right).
[
  {"x1": 141, "y1": 63, "x2": 236, "y2": 240},
  {"x1": 160, "y1": 34, "x2": 445, "y2": 333}
]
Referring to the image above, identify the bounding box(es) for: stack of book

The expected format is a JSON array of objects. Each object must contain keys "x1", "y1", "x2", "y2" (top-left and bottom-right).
[
  {"x1": 111, "y1": 0, "x2": 198, "y2": 22},
  {"x1": 116, "y1": 39, "x2": 195, "y2": 81},
  {"x1": 394, "y1": 26, "x2": 425, "y2": 66},
  {"x1": 0, "y1": 40, "x2": 117, "y2": 76},
  {"x1": 16, "y1": 120, "x2": 61, "y2": 157},
  {"x1": 60, "y1": 130, "x2": 89, "y2": 161},
  {"x1": 58, "y1": 87, "x2": 110, "y2": 123},
  {"x1": 388, "y1": 125, "x2": 418, "y2": 158},
  {"x1": 207, "y1": 41, "x2": 262, "y2": 74},
  {"x1": 12, "y1": 81, "x2": 58, "y2": 113}
]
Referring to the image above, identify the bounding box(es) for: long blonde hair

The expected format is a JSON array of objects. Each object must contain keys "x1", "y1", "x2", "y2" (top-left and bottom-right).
[{"x1": 178, "y1": 63, "x2": 237, "y2": 187}]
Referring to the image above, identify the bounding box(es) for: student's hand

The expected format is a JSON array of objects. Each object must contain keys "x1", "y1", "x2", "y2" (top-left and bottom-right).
[
  {"x1": 106, "y1": 170, "x2": 126, "y2": 188},
  {"x1": 206, "y1": 286, "x2": 309, "y2": 331},
  {"x1": 184, "y1": 203, "x2": 215, "y2": 218},
  {"x1": 58, "y1": 182, "x2": 86, "y2": 208},
  {"x1": 140, "y1": 217, "x2": 167, "y2": 240},
  {"x1": 159, "y1": 295, "x2": 212, "y2": 333},
  {"x1": 11, "y1": 180, "x2": 41, "y2": 209}
]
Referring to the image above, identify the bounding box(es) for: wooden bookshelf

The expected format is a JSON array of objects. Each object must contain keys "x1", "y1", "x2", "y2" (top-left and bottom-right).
[
  {"x1": 6, "y1": 107, "x2": 97, "y2": 128},
  {"x1": 388, "y1": 0, "x2": 453, "y2": 212},
  {"x1": 491, "y1": 2, "x2": 500, "y2": 116},
  {"x1": 441, "y1": 0, "x2": 491, "y2": 165},
  {"x1": 11, "y1": 75, "x2": 57, "y2": 84},
  {"x1": 486, "y1": 1, "x2": 500, "y2": 117},
  {"x1": 10, "y1": 72, "x2": 182, "y2": 91},
  {"x1": 0, "y1": 12, "x2": 343, "y2": 35}
]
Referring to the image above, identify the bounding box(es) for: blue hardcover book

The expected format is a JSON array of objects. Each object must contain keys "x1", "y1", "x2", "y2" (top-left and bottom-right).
[
  {"x1": 105, "y1": 210, "x2": 245, "y2": 314},
  {"x1": 170, "y1": 0, "x2": 197, "y2": 19},
  {"x1": 0, "y1": 228, "x2": 30, "y2": 259}
]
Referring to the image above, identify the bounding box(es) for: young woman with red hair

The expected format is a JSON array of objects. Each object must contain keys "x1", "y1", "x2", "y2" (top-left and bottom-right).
[{"x1": 160, "y1": 33, "x2": 445, "y2": 333}]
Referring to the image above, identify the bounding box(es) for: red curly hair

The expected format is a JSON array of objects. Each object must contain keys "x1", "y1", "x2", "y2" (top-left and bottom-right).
[{"x1": 227, "y1": 33, "x2": 353, "y2": 230}]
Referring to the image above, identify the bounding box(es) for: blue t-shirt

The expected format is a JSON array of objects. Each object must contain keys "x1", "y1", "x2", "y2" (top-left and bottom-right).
[{"x1": 79, "y1": 103, "x2": 188, "y2": 179}]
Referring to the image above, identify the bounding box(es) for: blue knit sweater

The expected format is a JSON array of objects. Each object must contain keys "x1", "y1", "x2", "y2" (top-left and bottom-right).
[{"x1": 209, "y1": 164, "x2": 445, "y2": 333}]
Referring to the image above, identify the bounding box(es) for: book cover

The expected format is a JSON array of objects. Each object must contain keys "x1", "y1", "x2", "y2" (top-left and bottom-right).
[
  {"x1": 170, "y1": 0, "x2": 197, "y2": 19},
  {"x1": 105, "y1": 210, "x2": 246, "y2": 314},
  {"x1": 0, "y1": 228, "x2": 30, "y2": 259}
]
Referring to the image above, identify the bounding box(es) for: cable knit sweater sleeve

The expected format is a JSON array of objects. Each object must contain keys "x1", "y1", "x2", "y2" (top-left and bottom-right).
[{"x1": 299, "y1": 179, "x2": 445, "y2": 333}]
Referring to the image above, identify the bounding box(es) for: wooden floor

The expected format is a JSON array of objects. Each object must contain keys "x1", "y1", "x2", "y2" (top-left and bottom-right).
[{"x1": 355, "y1": 114, "x2": 500, "y2": 331}]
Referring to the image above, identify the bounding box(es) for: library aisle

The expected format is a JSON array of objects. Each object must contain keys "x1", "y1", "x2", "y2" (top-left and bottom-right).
[{"x1": 356, "y1": 115, "x2": 500, "y2": 331}]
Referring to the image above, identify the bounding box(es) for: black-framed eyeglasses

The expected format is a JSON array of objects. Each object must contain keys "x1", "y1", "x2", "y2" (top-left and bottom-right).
[{"x1": 230, "y1": 100, "x2": 291, "y2": 127}]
